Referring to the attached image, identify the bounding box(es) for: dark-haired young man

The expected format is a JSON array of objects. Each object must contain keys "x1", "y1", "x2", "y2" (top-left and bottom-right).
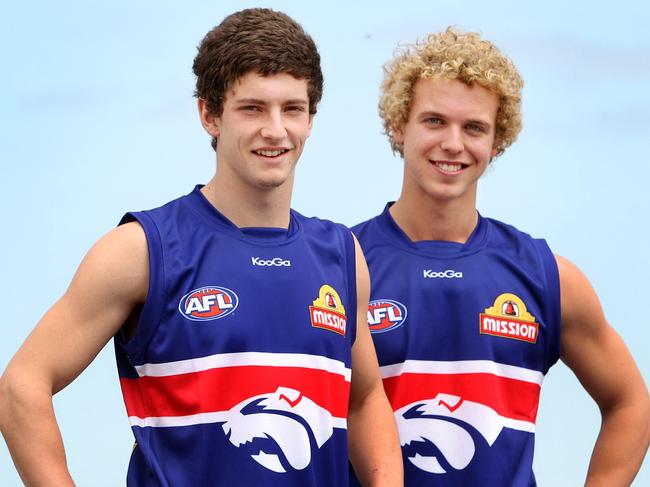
[
  {"x1": 0, "y1": 9, "x2": 401, "y2": 486},
  {"x1": 352, "y1": 28, "x2": 649, "y2": 486}
]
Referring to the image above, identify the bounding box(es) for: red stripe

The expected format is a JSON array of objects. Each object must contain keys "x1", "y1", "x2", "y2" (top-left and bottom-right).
[
  {"x1": 120, "y1": 366, "x2": 350, "y2": 419},
  {"x1": 383, "y1": 372, "x2": 540, "y2": 423}
]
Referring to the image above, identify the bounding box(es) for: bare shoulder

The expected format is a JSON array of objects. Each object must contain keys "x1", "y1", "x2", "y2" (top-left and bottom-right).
[
  {"x1": 555, "y1": 254, "x2": 604, "y2": 337},
  {"x1": 555, "y1": 254, "x2": 594, "y2": 299},
  {"x1": 89, "y1": 221, "x2": 148, "y2": 270},
  {"x1": 555, "y1": 254, "x2": 634, "y2": 395},
  {"x1": 71, "y1": 221, "x2": 149, "y2": 304},
  {"x1": 55, "y1": 220, "x2": 150, "y2": 342},
  {"x1": 0, "y1": 222, "x2": 150, "y2": 394},
  {"x1": 554, "y1": 258, "x2": 650, "y2": 464}
]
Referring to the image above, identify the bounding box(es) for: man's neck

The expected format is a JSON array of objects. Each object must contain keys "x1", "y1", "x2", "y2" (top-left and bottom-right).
[
  {"x1": 201, "y1": 175, "x2": 293, "y2": 229},
  {"x1": 389, "y1": 193, "x2": 479, "y2": 244}
]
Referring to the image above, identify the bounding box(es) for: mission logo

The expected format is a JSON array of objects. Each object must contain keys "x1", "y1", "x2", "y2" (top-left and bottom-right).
[
  {"x1": 367, "y1": 299, "x2": 407, "y2": 334},
  {"x1": 479, "y1": 293, "x2": 539, "y2": 343},
  {"x1": 309, "y1": 284, "x2": 347, "y2": 336},
  {"x1": 178, "y1": 286, "x2": 239, "y2": 321}
]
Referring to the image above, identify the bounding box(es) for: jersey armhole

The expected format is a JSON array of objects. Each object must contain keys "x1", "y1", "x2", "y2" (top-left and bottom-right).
[
  {"x1": 116, "y1": 211, "x2": 166, "y2": 363},
  {"x1": 534, "y1": 238, "x2": 562, "y2": 372},
  {"x1": 343, "y1": 227, "x2": 358, "y2": 346}
]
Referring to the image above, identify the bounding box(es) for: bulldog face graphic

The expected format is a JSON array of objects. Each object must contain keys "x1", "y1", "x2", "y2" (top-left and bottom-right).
[
  {"x1": 221, "y1": 387, "x2": 334, "y2": 473},
  {"x1": 396, "y1": 393, "x2": 504, "y2": 474}
]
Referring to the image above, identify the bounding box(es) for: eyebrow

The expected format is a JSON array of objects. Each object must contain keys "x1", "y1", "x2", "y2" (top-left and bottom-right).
[
  {"x1": 235, "y1": 98, "x2": 309, "y2": 105},
  {"x1": 419, "y1": 111, "x2": 493, "y2": 129}
]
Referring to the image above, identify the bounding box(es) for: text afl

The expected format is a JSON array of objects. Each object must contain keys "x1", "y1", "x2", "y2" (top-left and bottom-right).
[
  {"x1": 367, "y1": 299, "x2": 407, "y2": 334},
  {"x1": 178, "y1": 286, "x2": 239, "y2": 321}
]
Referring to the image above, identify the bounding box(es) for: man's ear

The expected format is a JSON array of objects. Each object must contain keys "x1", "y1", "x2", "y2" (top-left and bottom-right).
[
  {"x1": 307, "y1": 113, "x2": 314, "y2": 132},
  {"x1": 198, "y1": 98, "x2": 220, "y2": 138},
  {"x1": 392, "y1": 126, "x2": 404, "y2": 145}
]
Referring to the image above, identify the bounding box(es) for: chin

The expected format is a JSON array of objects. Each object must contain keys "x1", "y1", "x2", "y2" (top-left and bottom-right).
[
  {"x1": 420, "y1": 185, "x2": 468, "y2": 203},
  {"x1": 255, "y1": 176, "x2": 290, "y2": 190},
  {"x1": 256, "y1": 168, "x2": 295, "y2": 190}
]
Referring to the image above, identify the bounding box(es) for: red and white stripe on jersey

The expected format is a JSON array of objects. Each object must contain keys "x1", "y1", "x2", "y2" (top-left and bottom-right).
[
  {"x1": 380, "y1": 360, "x2": 544, "y2": 432},
  {"x1": 120, "y1": 352, "x2": 350, "y2": 429}
]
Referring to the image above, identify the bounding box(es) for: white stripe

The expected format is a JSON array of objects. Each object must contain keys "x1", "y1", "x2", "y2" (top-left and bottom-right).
[
  {"x1": 500, "y1": 416, "x2": 536, "y2": 433},
  {"x1": 128, "y1": 411, "x2": 230, "y2": 428},
  {"x1": 135, "y1": 352, "x2": 351, "y2": 382},
  {"x1": 128, "y1": 413, "x2": 348, "y2": 430},
  {"x1": 380, "y1": 360, "x2": 544, "y2": 385}
]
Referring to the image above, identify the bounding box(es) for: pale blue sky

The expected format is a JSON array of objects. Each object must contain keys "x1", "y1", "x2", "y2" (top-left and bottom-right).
[{"x1": 1, "y1": 0, "x2": 648, "y2": 485}]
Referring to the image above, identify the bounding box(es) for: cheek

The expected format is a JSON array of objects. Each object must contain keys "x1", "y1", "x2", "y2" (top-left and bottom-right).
[
  {"x1": 300, "y1": 125, "x2": 313, "y2": 140},
  {"x1": 402, "y1": 144, "x2": 426, "y2": 173},
  {"x1": 409, "y1": 135, "x2": 436, "y2": 159},
  {"x1": 402, "y1": 140, "x2": 426, "y2": 168},
  {"x1": 468, "y1": 140, "x2": 494, "y2": 162},
  {"x1": 294, "y1": 124, "x2": 313, "y2": 142}
]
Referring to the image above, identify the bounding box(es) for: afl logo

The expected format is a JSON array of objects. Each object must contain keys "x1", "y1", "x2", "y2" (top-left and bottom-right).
[
  {"x1": 367, "y1": 299, "x2": 407, "y2": 334},
  {"x1": 178, "y1": 286, "x2": 239, "y2": 321}
]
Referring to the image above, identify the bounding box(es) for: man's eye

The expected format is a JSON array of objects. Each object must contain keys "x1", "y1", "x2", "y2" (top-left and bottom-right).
[
  {"x1": 426, "y1": 117, "x2": 443, "y2": 125},
  {"x1": 286, "y1": 105, "x2": 306, "y2": 112},
  {"x1": 242, "y1": 105, "x2": 261, "y2": 111},
  {"x1": 466, "y1": 123, "x2": 485, "y2": 133}
]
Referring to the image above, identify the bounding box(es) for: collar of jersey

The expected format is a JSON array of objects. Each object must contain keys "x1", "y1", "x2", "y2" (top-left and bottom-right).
[
  {"x1": 376, "y1": 202, "x2": 489, "y2": 257},
  {"x1": 185, "y1": 185, "x2": 301, "y2": 245}
]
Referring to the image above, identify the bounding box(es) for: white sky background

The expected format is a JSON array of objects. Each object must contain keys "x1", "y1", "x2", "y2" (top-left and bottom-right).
[{"x1": 1, "y1": 0, "x2": 648, "y2": 484}]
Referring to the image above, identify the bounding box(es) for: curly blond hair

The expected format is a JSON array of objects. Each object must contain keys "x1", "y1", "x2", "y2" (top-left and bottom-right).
[{"x1": 380, "y1": 27, "x2": 523, "y2": 157}]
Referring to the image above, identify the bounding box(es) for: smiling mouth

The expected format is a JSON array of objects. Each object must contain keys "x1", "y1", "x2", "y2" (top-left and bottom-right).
[
  {"x1": 253, "y1": 149, "x2": 289, "y2": 157},
  {"x1": 431, "y1": 161, "x2": 468, "y2": 174}
]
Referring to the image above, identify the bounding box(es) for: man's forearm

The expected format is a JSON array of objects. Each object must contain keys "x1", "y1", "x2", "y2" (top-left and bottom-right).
[
  {"x1": 348, "y1": 386, "x2": 402, "y2": 486},
  {"x1": 0, "y1": 377, "x2": 75, "y2": 487},
  {"x1": 585, "y1": 401, "x2": 650, "y2": 486}
]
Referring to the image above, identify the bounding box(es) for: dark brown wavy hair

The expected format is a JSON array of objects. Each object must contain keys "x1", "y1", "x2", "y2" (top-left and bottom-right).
[{"x1": 192, "y1": 8, "x2": 323, "y2": 150}]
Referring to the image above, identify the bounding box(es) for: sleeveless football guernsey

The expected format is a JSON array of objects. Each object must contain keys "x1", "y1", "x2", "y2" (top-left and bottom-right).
[
  {"x1": 114, "y1": 186, "x2": 357, "y2": 486},
  {"x1": 351, "y1": 203, "x2": 561, "y2": 487}
]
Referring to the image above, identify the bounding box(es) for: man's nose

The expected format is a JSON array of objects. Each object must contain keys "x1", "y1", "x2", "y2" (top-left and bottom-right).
[
  {"x1": 440, "y1": 126, "x2": 464, "y2": 154},
  {"x1": 260, "y1": 110, "x2": 288, "y2": 140}
]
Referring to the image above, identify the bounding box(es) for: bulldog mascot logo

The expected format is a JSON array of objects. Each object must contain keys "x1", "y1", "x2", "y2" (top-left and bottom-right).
[
  {"x1": 222, "y1": 387, "x2": 333, "y2": 473},
  {"x1": 396, "y1": 393, "x2": 504, "y2": 474}
]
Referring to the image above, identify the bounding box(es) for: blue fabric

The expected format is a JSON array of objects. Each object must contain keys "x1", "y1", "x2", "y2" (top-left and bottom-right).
[
  {"x1": 350, "y1": 203, "x2": 561, "y2": 487},
  {"x1": 114, "y1": 186, "x2": 357, "y2": 486}
]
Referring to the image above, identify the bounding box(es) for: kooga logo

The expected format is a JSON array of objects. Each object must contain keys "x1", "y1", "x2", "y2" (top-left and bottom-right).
[
  {"x1": 423, "y1": 269, "x2": 463, "y2": 278},
  {"x1": 252, "y1": 257, "x2": 291, "y2": 267}
]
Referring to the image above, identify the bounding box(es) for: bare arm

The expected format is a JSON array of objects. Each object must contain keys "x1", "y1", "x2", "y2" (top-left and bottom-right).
[
  {"x1": 347, "y1": 236, "x2": 403, "y2": 487},
  {"x1": 0, "y1": 222, "x2": 149, "y2": 486},
  {"x1": 557, "y1": 255, "x2": 650, "y2": 486}
]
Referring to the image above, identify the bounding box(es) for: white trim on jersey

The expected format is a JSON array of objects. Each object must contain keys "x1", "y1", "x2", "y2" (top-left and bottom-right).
[
  {"x1": 379, "y1": 359, "x2": 544, "y2": 385},
  {"x1": 128, "y1": 412, "x2": 348, "y2": 430},
  {"x1": 500, "y1": 416, "x2": 536, "y2": 433},
  {"x1": 134, "y1": 351, "x2": 352, "y2": 382}
]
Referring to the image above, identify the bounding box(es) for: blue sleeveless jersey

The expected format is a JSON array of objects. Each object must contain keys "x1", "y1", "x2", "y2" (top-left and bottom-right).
[
  {"x1": 114, "y1": 186, "x2": 357, "y2": 486},
  {"x1": 351, "y1": 204, "x2": 561, "y2": 487}
]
